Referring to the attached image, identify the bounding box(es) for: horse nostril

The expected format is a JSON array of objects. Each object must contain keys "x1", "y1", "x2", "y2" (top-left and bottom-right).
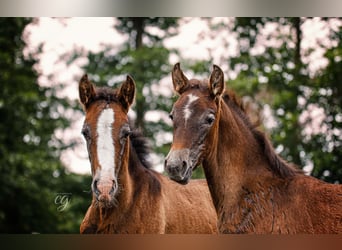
[
  {"x1": 109, "y1": 181, "x2": 115, "y2": 194},
  {"x1": 93, "y1": 179, "x2": 100, "y2": 196},
  {"x1": 165, "y1": 159, "x2": 173, "y2": 171}
]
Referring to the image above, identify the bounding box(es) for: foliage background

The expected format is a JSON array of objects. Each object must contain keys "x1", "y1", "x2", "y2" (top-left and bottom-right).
[{"x1": 0, "y1": 17, "x2": 341, "y2": 233}]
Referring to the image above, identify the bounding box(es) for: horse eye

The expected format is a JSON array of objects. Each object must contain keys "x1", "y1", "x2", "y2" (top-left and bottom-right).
[
  {"x1": 206, "y1": 114, "x2": 215, "y2": 125},
  {"x1": 124, "y1": 129, "x2": 131, "y2": 138},
  {"x1": 121, "y1": 124, "x2": 131, "y2": 138},
  {"x1": 81, "y1": 129, "x2": 90, "y2": 139},
  {"x1": 81, "y1": 124, "x2": 91, "y2": 140}
]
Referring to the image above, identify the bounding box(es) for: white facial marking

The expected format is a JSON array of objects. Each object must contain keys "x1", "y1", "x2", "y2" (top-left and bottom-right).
[
  {"x1": 183, "y1": 94, "x2": 199, "y2": 124},
  {"x1": 96, "y1": 108, "x2": 115, "y2": 181}
]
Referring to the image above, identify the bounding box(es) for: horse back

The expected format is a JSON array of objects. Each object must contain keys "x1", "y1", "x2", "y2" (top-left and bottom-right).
[{"x1": 271, "y1": 175, "x2": 342, "y2": 233}]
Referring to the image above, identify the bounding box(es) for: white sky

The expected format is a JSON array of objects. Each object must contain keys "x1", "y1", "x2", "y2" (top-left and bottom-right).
[{"x1": 23, "y1": 17, "x2": 341, "y2": 175}]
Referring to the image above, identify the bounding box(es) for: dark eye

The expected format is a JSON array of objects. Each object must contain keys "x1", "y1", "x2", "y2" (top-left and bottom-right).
[
  {"x1": 123, "y1": 129, "x2": 131, "y2": 138},
  {"x1": 81, "y1": 127, "x2": 91, "y2": 140},
  {"x1": 169, "y1": 113, "x2": 174, "y2": 121},
  {"x1": 206, "y1": 113, "x2": 215, "y2": 125},
  {"x1": 120, "y1": 124, "x2": 131, "y2": 139}
]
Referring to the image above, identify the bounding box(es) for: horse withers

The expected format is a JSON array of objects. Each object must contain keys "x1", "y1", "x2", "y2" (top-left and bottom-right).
[
  {"x1": 165, "y1": 63, "x2": 342, "y2": 233},
  {"x1": 78, "y1": 74, "x2": 217, "y2": 233}
]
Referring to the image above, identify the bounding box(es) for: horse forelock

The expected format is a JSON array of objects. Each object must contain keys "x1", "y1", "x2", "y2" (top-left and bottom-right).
[
  {"x1": 90, "y1": 87, "x2": 119, "y2": 107},
  {"x1": 177, "y1": 79, "x2": 207, "y2": 94}
]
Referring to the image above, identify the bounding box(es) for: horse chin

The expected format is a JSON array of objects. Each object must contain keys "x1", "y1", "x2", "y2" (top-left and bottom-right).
[
  {"x1": 176, "y1": 177, "x2": 191, "y2": 185},
  {"x1": 170, "y1": 167, "x2": 193, "y2": 185},
  {"x1": 97, "y1": 196, "x2": 118, "y2": 209}
]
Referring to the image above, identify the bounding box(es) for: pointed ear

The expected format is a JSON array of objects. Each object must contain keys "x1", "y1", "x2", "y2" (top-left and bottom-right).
[
  {"x1": 79, "y1": 74, "x2": 96, "y2": 109},
  {"x1": 209, "y1": 65, "x2": 225, "y2": 97},
  {"x1": 172, "y1": 63, "x2": 189, "y2": 94},
  {"x1": 118, "y1": 75, "x2": 136, "y2": 111}
]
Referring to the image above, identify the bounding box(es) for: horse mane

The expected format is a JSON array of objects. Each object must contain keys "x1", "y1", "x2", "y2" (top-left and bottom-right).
[
  {"x1": 129, "y1": 129, "x2": 153, "y2": 169},
  {"x1": 128, "y1": 128, "x2": 161, "y2": 196},
  {"x1": 178, "y1": 81, "x2": 300, "y2": 179},
  {"x1": 222, "y1": 90, "x2": 303, "y2": 179},
  {"x1": 92, "y1": 86, "x2": 153, "y2": 170}
]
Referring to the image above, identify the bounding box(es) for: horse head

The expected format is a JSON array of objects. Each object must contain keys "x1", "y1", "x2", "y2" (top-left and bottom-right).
[
  {"x1": 165, "y1": 63, "x2": 225, "y2": 184},
  {"x1": 79, "y1": 74, "x2": 135, "y2": 207}
]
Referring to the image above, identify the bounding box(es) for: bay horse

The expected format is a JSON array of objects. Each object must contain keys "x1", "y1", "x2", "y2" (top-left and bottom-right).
[
  {"x1": 78, "y1": 74, "x2": 217, "y2": 233},
  {"x1": 164, "y1": 63, "x2": 342, "y2": 234}
]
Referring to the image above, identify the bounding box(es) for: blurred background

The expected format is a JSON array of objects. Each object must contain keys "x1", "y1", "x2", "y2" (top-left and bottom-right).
[{"x1": 0, "y1": 17, "x2": 341, "y2": 233}]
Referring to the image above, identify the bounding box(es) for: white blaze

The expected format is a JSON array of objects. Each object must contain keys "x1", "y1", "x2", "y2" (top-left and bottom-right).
[
  {"x1": 96, "y1": 108, "x2": 115, "y2": 180},
  {"x1": 184, "y1": 94, "x2": 199, "y2": 123}
]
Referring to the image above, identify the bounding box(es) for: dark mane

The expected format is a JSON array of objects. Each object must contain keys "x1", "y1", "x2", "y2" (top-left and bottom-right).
[
  {"x1": 129, "y1": 129, "x2": 153, "y2": 169},
  {"x1": 222, "y1": 90, "x2": 302, "y2": 179},
  {"x1": 184, "y1": 81, "x2": 301, "y2": 179}
]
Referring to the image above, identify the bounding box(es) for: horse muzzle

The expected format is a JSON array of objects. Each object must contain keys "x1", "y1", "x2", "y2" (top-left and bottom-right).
[
  {"x1": 164, "y1": 149, "x2": 193, "y2": 185},
  {"x1": 92, "y1": 178, "x2": 118, "y2": 205}
]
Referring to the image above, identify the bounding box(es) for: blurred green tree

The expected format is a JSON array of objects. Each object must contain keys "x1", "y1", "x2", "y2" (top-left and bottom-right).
[
  {"x1": 0, "y1": 18, "x2": 91, "y2": 233},
  {"x1": 306, "y1": 30, "x2": 342, "y2": 182}
]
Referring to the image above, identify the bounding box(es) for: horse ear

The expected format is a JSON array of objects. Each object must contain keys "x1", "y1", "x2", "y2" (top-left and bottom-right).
[
  {"x1": 79, "y1": 74, "x2": 96, "y2": 109},
  {"x1": 172, "y1": 63, "x2": 189, "y2": 94},
  {"x1": 118, "y1": 75, "x2": 136, "y2": 111},
  {"x1": 209, "y1": 65, "x2": 225, "y2": 97}
]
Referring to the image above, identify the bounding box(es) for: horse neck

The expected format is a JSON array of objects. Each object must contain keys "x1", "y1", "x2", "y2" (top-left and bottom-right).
[
  {"x1": 115, "y1": 142, "x2": 136, "y2": 209},
  {"x1": 116, "y1": 140, "x2": 159, "y2": 207},
  {"x1": 94, "y1": 141, "x2": 162, "y2": 229},
  {"x1": 202, "y1": 100, "x2": 271, "y2": 211},
  {"x1": 118, "y1": 141, "x2": 154, "y2": 207}
]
